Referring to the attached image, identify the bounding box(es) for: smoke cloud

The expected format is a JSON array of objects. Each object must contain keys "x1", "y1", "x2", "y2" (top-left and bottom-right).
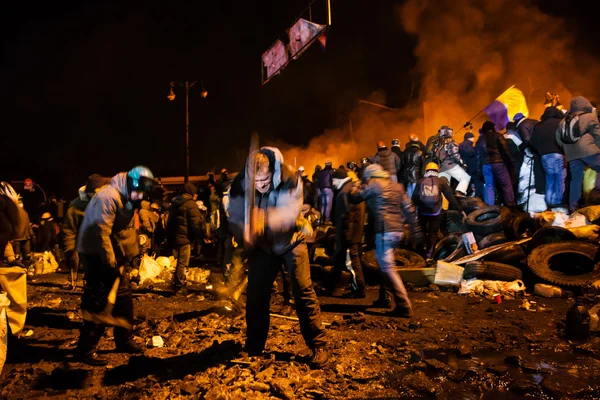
[{"x1": 274, "y1": 0, "x2": 600, "y2": 172}]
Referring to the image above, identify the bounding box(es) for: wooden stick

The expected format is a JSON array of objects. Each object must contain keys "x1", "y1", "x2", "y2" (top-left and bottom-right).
[{"x1": 270, "y1": 313, "x2": 331, "y2": 326}]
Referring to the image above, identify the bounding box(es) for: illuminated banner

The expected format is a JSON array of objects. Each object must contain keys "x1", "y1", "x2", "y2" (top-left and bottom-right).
[
  {"x1": 261, "y1": 40, "x2": 289, "y2": 81},
  {"x1": 288, "y1": 18, "x2": 326, "y2": 60}
]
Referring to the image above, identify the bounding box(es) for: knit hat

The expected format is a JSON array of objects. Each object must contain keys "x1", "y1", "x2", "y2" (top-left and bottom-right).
[
  {"x1": 513, "y1": 113, "x2": 525, "y2": 122},
  {"x1": 333, "y1": 167, "x2": 348, "y2": 180},
  {"x1": 85, "y1": 174, "x2": 108, "y2": 194},
  {"x1": 183, "y1": 182, "x2": 198, "y2": 196},
  {"x1": 464, "y1": 132, "x2": 475, "y2": 141},
  {"x1": 482, "y1": 121, "x2": 496, "y2": 132}
]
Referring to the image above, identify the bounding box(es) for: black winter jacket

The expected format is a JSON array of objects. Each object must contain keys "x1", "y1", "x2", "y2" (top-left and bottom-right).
[
  {"x1": 371, "y1": 149, "x2": 401, "y2": 177},
  {"x1": 349, "y1": 177, "x2": 420, "y2": 236},
  {"x1": 334, "y1": 181, "x2": 366, "y2": 244},
  {"x1": 167, "y1": 194, "x2": 204, "y2": 246},
  {"x1": 459, "y1": 140, "x2": 477, "y2": 176},
  {"x1": 516, "y1": 118, "x2": 539, "y2": 148},
  {"x1": 315, "y1": 167, "x2": 333, "y2": 189},
  {"x1": 530, "y1": 107, "x2": 564, "y2": 156},
  {"x1": 402, "y1": 144, "x2": 424, "y2": 184},
  {"x1": 483, "y1": 129, "x2": 515, "y2": 166}
]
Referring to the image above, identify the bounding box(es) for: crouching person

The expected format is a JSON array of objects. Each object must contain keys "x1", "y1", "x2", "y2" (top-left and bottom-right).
[
  {"x1": 228, "y1": 147, "x2": 329, "y2": 368},
  {"x1": 349, "y1": 164, "x2": 424, "y2": 317},
  {"x1": 74, "y1": 166, "x2": 156, "y2": 366}
]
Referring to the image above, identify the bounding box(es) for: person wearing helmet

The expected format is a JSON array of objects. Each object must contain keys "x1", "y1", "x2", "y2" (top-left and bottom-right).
[
  {"x1": 371, "y1": 141, "x2": 401, "y2": 183},
  {"x1": 402, "y1": 140, "x2": 424, "y2": 197},
  {"x1": 432, "y1": 125, "x2": 471, "y2": 196},
  {"x1": 406, "y1": 133, "x2": 425, "y2": 151},
  {"x1": 391, "y1": 139, "x2": 404, "y2": 182},
  {"x1": 62, "y1": 174, "x2": 108, "y2": 290},
  {"x1": 349, "y1": 164, "x2": 424, "y2": 317},
  {"x1": 412, "y1": 162, "x2": 464, "y2": 258},
  {"x1": 75, "y1": 166, "x2": 156, "y2": 366},
  {"x1": 37, "y1": 212, "x2": 59, "y2": 253}
]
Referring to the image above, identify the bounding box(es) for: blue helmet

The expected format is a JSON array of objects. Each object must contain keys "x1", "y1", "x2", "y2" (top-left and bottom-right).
[{"x1": 127, "y1": 166, "x2": 155, "y2": 192}]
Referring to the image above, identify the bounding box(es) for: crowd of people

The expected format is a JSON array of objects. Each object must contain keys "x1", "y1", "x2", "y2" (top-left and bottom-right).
[{"x1": 1, "y1": 94, "x2": 600, "y2": 370}]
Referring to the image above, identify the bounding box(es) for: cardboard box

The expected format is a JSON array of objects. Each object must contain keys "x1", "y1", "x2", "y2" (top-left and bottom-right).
[{"x1": 462, "y1": 232, "x2": 478, "y2": 254}]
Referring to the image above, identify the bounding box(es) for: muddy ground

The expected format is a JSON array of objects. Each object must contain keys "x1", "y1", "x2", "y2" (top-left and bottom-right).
[{"x1": 1, "y1": 259, "x2": 600, "y2": 400}]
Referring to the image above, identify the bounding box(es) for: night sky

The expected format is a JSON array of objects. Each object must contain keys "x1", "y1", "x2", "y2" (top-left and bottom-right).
[{"x1": 1, "y1": 0, "x2": 597, "y2": 199}]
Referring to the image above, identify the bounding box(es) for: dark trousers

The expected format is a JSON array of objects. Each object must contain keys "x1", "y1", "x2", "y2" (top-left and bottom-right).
[
  {"x1": 12, "y1": 240, "x2": 31, "y2": 261},
  {"x1": 332, "y1": 237, "x2": 366, "y2": 293},
  {"x1": 76, "y1": 254, "x2": 134, "y2": 356},
  {"x1": 245, "y1": 242, "x2": 326, "y2": 354},
  {"x1": 491, "y1": 163, "x2": 516, "y2": 206},
  {"x1": 419, "y1": 213, "x2": 443, "y2": 258},
  {"x1": 172, "y1": 244, "x2": 191, "y2": 287}
]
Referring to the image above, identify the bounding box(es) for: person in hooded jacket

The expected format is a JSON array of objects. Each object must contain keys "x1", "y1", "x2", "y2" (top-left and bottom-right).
[
  {"x1": 75, "y1": 166, "x2": 156, "y2": 366},
  {"x1": 167, "y1": 182, "x2": 204, "y2": 294},
  {"x1": 531, "y1": 106, "x2": 567, "y2": 208},
  {"x1": 327, "y1": 168, "x2": 367, "y2": 298},
  {"x1": 412, "y1": 162, "x2": 464, "y2": 258},
  {"x1": 315, "y1": 161, "x2": 334, "y2": 224},
  {"x1": 555, "y1": 96, "x2": 600, "y2": 211},
  {"x1": 227, "y1": 147, "x2": 329, "y2": 368},
  {"x1": 62, "y1": 174, "x2": 107, "y2": 290},
  {"x1": 515, "y1": 112, "x2": 545, "y2": 195},
  {"x1": 402, "y1": 141, "x2": 424, "y2": 198},
  {"x1": 480, "y1": 121, "x2": 517, "y2": 207},
  {"x1": 371, "y1": 141, "x2": 401, "y2": 183},
  {"x1": 349, "y1": 164, "x2": 424, "y2": 317},
  {"x1": 433, "y1": 126, "x2": 471, "y2": 195}
]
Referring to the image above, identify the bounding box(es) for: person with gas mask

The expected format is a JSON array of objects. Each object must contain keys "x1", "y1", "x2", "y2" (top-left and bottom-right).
[
  {"x1": 74, "y1": 166, "x2": 156, "y2": 366},
  {"x1": 227, "y1": 147, "x2": 329, "y2": 368}
]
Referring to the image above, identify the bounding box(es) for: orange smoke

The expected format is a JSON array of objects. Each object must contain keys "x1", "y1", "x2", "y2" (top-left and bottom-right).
[{"x1": 274, "y1": 0, "x2": 600, "y2": 171}]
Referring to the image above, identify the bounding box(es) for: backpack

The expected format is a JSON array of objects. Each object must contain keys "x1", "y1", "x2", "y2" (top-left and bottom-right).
[
  {"x1": 419, "y1": 177, "x2": 441, "y2": 209},
  {"x1": 560, "y1": 112, "x2": 583, "y2": 144}
]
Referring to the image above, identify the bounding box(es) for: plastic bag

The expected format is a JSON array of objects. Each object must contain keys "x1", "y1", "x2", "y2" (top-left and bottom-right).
[
  {"x1": 0, "y1": 267, "x2": 27, "y2": 335},
  {"x1": 565, "y1": 212, "x2": 589, "y2": 228},
  {"x1": 0, "y1": 292, "x2": 10, "y2": 375},
  {"x1": 458, "y1": 279, "x2": 526, "y2": 299},
  {"x1": 434, "y1": 261, "x2": 464, "y2": 285},
  {"x1": 139, "y1": 254, "x2": 163, "y2": 284}
]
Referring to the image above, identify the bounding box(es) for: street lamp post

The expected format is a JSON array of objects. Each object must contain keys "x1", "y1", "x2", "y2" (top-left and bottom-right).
[{"x1": 168, "y1": 81, "x2": 208, "y2": 182}]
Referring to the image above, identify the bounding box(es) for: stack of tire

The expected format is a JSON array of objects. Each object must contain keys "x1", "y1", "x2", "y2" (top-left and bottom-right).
[
  {"x1": 461, "y1": 206, "x2": 538, "y2": 282},
  {"x1": 526, "y1": 228, "x2": 600, "y2": 288}
]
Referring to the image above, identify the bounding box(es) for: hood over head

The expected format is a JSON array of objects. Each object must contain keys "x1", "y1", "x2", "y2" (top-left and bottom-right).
[
  {"x1": 141, "y1": 200, "x2": 151, "y2": 210},
  {"x1": 246, "y1": 146, "x2": 286, "y2": 189},
  {"x1": 111, "y1": 173, "x2": 130, "y2": 199},
  {"x1": 570, "y1": 96, "x2": 594, "y2": 113},
  {"x1": 363, "y1": 164, "x2": 390, "y2": 180}
]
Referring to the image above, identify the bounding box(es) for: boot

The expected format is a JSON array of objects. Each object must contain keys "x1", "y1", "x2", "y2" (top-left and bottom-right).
[{"x1": 74, "y1": 351, "x2": 108, "y2": 366}]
